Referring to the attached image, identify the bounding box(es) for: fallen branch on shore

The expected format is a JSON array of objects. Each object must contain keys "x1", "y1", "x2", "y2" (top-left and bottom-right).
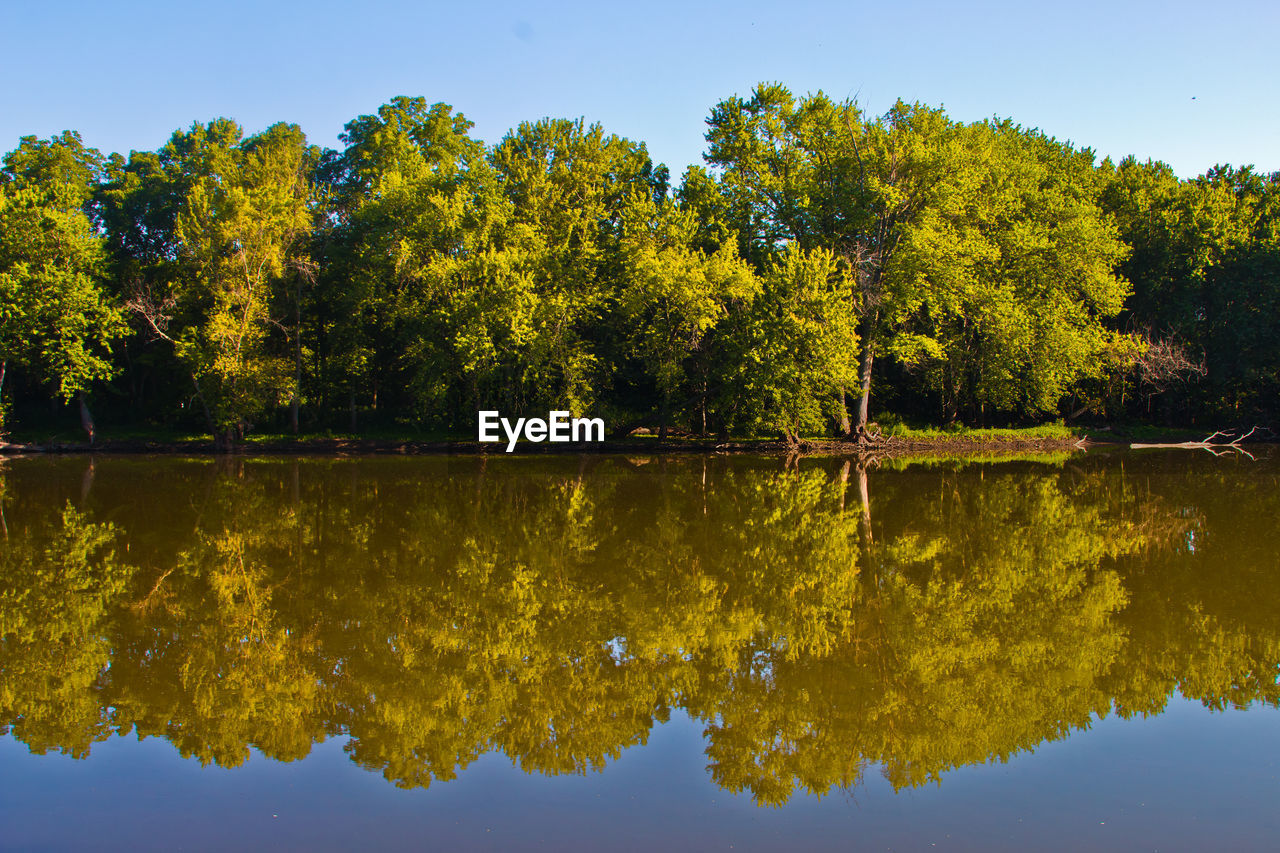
[{"x1": 1130, "y1": 426, "x2": 1272, "y2": 458}]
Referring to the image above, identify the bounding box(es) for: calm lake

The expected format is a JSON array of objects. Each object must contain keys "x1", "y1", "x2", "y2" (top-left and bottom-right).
[{"x1": 2, "y1": 450, "x2": 1278, "y2": 851}]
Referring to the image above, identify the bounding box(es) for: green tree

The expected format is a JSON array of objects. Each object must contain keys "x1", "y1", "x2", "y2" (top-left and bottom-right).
[
  {"x1": 321, "y1": 96, "x2": 502, "y2": 427},
  {"x1": 616, "y1": 196, "x2": 758, "y2": 437},
  {"x1": 0, "y1": 133, "x2": 127, "y2": 435},
  {"x1": 121, "y1": 121, "x2": 319, "y2": 444},
  {"x1": 703, "y1": 87, "x2": 969, "y2": 435},
  {"x1": 716, "y1": 247, "x2": 859, "y2": 441},
  {"x1": 486, "y1": 118, "x2": 667, "y2": 417},
  {"x1": 1104, "y1": 160, "x2": 1280, "y2": 421},
  {"x1": 891, "y1": 122, "x2": 1132, "y2": 420}
]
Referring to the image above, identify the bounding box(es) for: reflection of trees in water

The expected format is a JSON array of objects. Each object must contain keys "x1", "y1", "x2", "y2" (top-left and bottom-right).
[
  {"x1": 0, "y1": 503, "x2": 130, "y2": 757},
  {"x1": 0, "y1": 454, "x2": 1276, "y2": 804},
  {"x1": 693, "y1": 465, "x2": 1143, "y2": 803}
]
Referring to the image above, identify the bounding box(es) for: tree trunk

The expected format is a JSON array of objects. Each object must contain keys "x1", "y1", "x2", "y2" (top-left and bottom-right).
[
  {"x1": 191, "y1": 372, "x2": 215, "y2": 433},
  {"x1": 837, "y1": 386, "x2": 852, "y2": 436},
  {"x1": 78, "y1": 393, "x2": 96, "y2": 445},
  {"x1": 292, "y1": 272, "x2": 302, "y2": 434},
  {"x1": 855, "y1": 310, "x2": 878, "y2": 435},
  {"x1": 701, "y1": 379, "x2": 708, "y2": 436},
  {"x1": 783, "y1": 422, "x2": 801, "y2": 447},
  {"x1": 349, "y1": 391, "x2": 357, "y2": 433}
]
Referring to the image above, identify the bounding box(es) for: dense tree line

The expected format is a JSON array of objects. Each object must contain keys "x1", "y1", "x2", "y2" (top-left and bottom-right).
[{"x1": 1, "y1": 86, "x2": 1275, "y2": 443}]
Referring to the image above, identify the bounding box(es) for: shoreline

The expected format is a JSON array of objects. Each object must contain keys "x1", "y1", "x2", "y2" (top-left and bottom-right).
[
  {"x1": 3, "y1": 426, "x2": 1267, "y2": 458},
  {"x1": 0, "y1": 434, "x2": 1129, "y2": 457}
]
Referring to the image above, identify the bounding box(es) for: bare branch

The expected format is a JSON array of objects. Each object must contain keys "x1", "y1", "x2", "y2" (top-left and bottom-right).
[
  {"x1": 1231, "y1": 425, "x2": 1260, "y2": 445},
  {"x1": 124, "y1": 280, "x2": 178, "y2": 344},
  {"x1": 1132, "y1": 330, "x2": 1206, "y2": 392}
]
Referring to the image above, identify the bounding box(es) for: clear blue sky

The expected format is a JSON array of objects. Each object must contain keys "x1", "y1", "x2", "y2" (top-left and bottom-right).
[{"x1": 2, "y1": 0, "x2": 1275, "y2": 180}]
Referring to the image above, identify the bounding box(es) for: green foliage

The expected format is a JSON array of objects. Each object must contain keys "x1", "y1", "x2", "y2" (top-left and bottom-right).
[
  {"x1": 2, "y1": 90, "x2": 1276, "y2": 435},
  {"x1": 169, "y1": 121, "x2": 319, "y2": 435},
  {"x1": 617, "y1": 197, "x2": 758, "y2": 432},
  {"x1": 1104, "y1": 159, "x2": 1280, "y2": 421},
  {"x1": 486, "y1": 117, "x2": 667, "y2": 414},
  {"x1": 718, "y1": 247, "x2": 858, "y2": 438},
  {"x1": 96, "y1": 120, "x2": 324, "y2": 438},
  {"x1": 322, "y1": 97, "x2": 500, "y2": 421},
  {"x1": 894, "y1": 121, "x2": 1132, "y2": 417},
  {"x1": 877, "y1": 420, "x2": 1078, "y2": 440},
  {"x1": 702, "y1": 85, "x2": 1138, "y2": 428},
  {"x1": 0, "y1": 134, "x2": 126, "y2": 417}
]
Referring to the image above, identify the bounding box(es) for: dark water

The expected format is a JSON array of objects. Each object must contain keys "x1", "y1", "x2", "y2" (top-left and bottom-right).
[{"x1": 1, "y1": 450, "x2": 1278, "y2": 851}]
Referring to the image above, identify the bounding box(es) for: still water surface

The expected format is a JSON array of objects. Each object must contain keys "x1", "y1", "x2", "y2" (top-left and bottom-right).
[{"x1": 1, "y1": 451, "x2": 1278, "y2": 850}]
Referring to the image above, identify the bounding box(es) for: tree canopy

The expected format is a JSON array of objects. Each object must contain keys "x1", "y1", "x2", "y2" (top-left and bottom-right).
[{"x1": 2, "y1": 87, "x2": 1276, "y2": 440}]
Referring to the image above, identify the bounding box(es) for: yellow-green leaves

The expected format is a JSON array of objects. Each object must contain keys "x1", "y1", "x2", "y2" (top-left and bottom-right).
[
  {"x1": 618, "y1": 197, "x2": 758, "y2": 422},
  {"x1": 0, "y1": 136, "x2": 126, "y2": 408},
  {"x1": 733, "y1": 247, "x2": 859, "y2": 439},
  {"x1": 164, "y1": 121, "x2": 318, "y2": 435}
]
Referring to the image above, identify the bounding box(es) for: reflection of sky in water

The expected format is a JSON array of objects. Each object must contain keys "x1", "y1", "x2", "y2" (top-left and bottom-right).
[{"x1": 3, "y1": 701, "x2": 1279, "y2": 851}]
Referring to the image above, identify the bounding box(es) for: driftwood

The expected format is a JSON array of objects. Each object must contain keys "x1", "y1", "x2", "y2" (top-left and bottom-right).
[{"x1": 1130, "y1": 426, "x2": 1271, "y2": 459}]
